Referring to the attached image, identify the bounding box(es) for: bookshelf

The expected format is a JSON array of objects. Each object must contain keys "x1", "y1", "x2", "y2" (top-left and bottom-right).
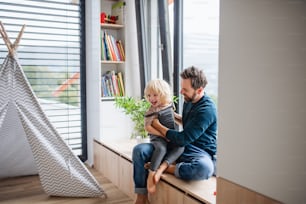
[
  {"x1": 98, "y1": 0, "x2": 133, "y2": 143},
  {"x1": 86, "y1": 0, "x2": 141, "y2": 164},
  {"x1": 100, "y1": 0, "x2": 126, "y2": 99}
]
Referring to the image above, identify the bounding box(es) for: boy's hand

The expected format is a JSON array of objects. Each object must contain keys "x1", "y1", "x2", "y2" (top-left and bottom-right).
[{"x1": 152, "y1": 119, "x2": 168, "y2": 138}]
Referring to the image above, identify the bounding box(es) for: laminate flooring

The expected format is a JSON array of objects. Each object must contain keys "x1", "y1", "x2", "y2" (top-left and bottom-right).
[{"x1": 0, "y1": 167, "x2": 134, "y2": 204}]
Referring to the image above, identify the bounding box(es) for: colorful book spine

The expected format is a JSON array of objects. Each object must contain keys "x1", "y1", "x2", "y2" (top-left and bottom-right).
[
  {"x1": 105, "y1": 33, "x2": 116, "y2": 61},
  {"x1": 103, "y1": 31, "x2": 111, "y2": 60},
  {"x1": 110, "y1": 35, "x2": 121, "y2": 61},
  {"x1": 117, "y1": 72, "x2": 125, "y2": 96},
  {"x1": 117, "y1": 40, "x2": 125, "y2": 61}
]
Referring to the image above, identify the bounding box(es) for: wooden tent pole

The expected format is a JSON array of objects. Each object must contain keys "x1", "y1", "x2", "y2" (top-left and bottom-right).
[
  {"x1": 13, "y1": 24, "x2": 26, "y2": 51},
  {"x1": 0, "y1": 21, "x2": 13, "y2": 55},
  {"x1": 0, "y1": 21, "x2": 26, "y2": 56}
]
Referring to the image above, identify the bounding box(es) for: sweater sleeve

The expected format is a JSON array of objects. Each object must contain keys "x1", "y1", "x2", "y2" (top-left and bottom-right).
[{"x1": 165, "y1": 99, "x2": 217, "y2": 147}]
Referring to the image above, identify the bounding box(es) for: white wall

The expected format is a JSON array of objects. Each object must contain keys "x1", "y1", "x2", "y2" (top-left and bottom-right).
[
  {"x1": 217, "y1": 1, "x2": 306, "y2": 203},
  {"x1": 85, "y1": 0, "x2": 101, "y2": 166}
]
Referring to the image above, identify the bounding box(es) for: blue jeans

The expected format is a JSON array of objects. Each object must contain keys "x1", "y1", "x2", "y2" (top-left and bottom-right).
[{"x1": 132, "y1": 143, "x2": 216, "y2": 194}]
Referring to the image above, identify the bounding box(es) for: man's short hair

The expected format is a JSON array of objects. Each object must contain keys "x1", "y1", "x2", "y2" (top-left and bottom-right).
[{"x1": 180, "y1": 66, "x2": 208, "y2": 89}]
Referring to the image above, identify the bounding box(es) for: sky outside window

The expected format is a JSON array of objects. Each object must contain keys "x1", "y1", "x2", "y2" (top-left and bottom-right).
[{"x1": 169, "y1": 0, "x2": 219, "y2": 100}]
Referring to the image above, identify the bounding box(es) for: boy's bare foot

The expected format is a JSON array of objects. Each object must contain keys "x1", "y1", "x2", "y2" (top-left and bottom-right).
[
  {"x1": 147, "y1": 171, "x2": 157, "y2": 194},
  {"x1": 153, "y1": 161, "x2": 170, "y2": 184},
  {"x1": 153, "y1": 168, "x2": 163, "y2": 184},
  {"x1": 164, "y1": 164, "x2": 175, "y2": 174},
  {"x1": 135, "y1": 194, "x2": 149, "y2": 204}
]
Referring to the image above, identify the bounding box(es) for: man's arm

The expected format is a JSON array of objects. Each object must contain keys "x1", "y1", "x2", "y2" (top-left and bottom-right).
[
  {"x1": 151, "y1": 119, "x2": 169, "y2": 137},
  {"x1": 145, "y1": 124, "x2": 163, "y2": 136}
]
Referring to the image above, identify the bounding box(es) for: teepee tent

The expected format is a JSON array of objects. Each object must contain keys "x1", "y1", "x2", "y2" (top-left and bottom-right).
[{"x1": 0, "y1": 22, "x2": 105, "y2": 197}]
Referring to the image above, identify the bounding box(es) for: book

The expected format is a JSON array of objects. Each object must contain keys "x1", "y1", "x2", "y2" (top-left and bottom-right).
[
  {"x1": 117, "y1": 72, "x2": 125, "y2": 96},
  {"x1": 110, "y1": 35, "x2": 121, "y2": 61},
  {"x1": 101, "y1": 32, "x2": 106, "y2": 60},
  {"x1": 102, "y1": 72, "x2": 112, "y2": 96},
  {"x1": 115, "y1": 41, "x2": 123, "y2": 61},
  {"x1": 116, "y1": 40, "x2": 125, "y2": 61},
  {"x1": 101, "y1": 75, "x2": 109, "y2": 96},
  {"x1": 105, "y1": 32, "x2": 116, "y2": 61},
  {"x1": 103, "y1": 31, "x2": 111, "y2": 60},
  {"x1": 116, "y1": 75, "x2": 123, "y2": 96},
  {"x1": 110, "y1": 70, "x2": 120, "y2": 96}
]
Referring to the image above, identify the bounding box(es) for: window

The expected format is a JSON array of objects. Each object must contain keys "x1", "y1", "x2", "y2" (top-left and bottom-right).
[
  {"x1": 182, "y1": 0, "x2": 219, "y2": 102},
  {"x1": 0, "y1": 0, "x2": 85, "y2": 157},
  {"x1": 168, "y1": 0, "x2": 219, "y2": 103},
  {"x1": 136, "y1": 0, "x2": 219, "y2": 105}
]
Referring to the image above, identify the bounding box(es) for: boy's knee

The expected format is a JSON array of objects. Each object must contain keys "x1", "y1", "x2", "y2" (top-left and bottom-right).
[{"x1": 154, "y1": 145, "x2": 167, "y2": 154}]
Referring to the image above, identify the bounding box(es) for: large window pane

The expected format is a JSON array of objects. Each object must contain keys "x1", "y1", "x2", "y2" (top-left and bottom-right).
[
  {"x1": 168, "y1": 0, "x2": 219, "y2": 102},
  {"x1": 183, "y1": 0, "x2": 219, "y2": 102},
  {"x1": 0, "y1": 0, "x2": 84, "y2": 155}
]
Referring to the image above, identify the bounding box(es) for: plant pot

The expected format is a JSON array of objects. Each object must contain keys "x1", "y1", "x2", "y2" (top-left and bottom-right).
[{"x1": 135, "y1": 136, "x2": 150, "y2": 144}]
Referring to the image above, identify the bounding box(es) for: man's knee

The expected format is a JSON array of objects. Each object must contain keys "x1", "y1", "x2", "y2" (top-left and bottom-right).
[
  {"x1": 132, "y1": 143, "x2": 153, "y2": 161},
  {"x1": 196, "y1": 159, "x2": 214, "y2": 179},
  {"x1": 132, "y1": 143, "x2": 144, "y2": 160}
]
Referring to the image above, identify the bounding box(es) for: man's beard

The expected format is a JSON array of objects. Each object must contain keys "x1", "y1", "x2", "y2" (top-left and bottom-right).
[{"x1": 183, "y1": 92, "x2": 197, "y2": 103}]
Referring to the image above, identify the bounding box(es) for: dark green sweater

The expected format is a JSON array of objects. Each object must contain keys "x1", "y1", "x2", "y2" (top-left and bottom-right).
[{"x1": 166, "y1": 94, "x2": 217, "y2": 157}]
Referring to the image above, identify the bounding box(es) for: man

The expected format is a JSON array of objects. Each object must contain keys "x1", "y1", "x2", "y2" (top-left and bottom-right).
[{"x1": 132, "y1": 66, "x2": 217, "y2": 204}]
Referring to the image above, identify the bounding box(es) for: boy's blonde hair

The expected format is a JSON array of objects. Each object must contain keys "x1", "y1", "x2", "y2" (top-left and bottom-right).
[{"x1": 144, "y1": 79, "x2": 172, "y2": 105}]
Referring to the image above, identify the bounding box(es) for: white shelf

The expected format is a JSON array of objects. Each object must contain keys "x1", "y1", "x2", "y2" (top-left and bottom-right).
[
  {"x1": 101, "y1": 60, "x2": 125, "y2": 64},
  {"x1": 101, "y1": 23, "x2": 124, "y2": 29},
  {"x1": 99, "y1": 0, "x2": 130, "y2": 141}
]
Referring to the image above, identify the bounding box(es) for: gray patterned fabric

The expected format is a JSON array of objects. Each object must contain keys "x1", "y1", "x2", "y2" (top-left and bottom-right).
[{"x1": 0, "y1": 39, "x2": 105, "y2": 197}]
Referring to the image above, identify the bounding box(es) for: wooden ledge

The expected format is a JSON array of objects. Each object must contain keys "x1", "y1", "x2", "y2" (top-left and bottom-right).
[
  {"x1": 94, "y1": 139, "x2": 216, "y2": 204},
  {"x1": 161, "y1": 174, "x2": 216, "y2": 203}
]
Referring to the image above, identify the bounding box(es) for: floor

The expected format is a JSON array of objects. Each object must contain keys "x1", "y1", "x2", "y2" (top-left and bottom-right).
[{"x1": 0, "y1": 167, "x2": 134, "y2": 204}]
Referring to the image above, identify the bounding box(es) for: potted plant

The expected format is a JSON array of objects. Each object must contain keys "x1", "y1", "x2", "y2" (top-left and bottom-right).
[{"x1": 114, "y1": 96, "x2": 150, "y2": 139}]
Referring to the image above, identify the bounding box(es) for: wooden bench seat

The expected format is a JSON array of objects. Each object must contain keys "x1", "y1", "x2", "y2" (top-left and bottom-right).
[{"x1": 93, "y1": 139, "x2": 216, "y2": 204}]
